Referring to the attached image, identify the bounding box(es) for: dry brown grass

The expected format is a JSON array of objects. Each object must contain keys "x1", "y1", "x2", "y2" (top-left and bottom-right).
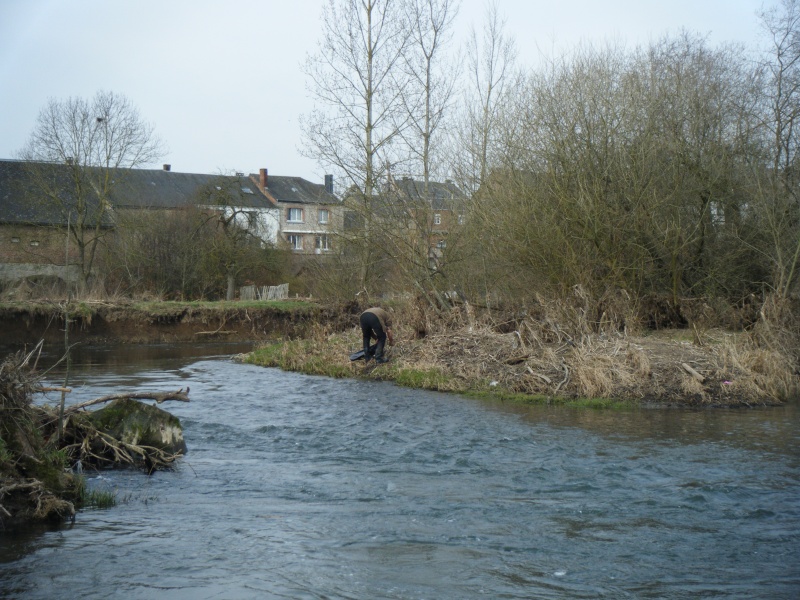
[{"x1": 376, "y1": 294, "x2": 799, "y2": 406}]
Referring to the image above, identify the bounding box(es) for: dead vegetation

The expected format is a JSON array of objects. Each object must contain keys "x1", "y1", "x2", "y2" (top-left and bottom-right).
[
  {"x1": 0, "y1": 345, "x2": 189, "y2": 529},
  {"x1": 392, "y1": 291, "x2": 799, "y2": 406}
]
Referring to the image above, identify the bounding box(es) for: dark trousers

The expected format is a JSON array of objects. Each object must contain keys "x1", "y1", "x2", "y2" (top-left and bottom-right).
[{"x1": 360, "y1": 311, "x2": 386, "y2": 360}]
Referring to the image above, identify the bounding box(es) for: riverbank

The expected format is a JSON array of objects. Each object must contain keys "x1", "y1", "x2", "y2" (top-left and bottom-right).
[
  {"x1": 244, "y1": 302, "x2": 799, "y2": 408},
  {"x1": 1, "y1": 298, "x2": 797, "y2": 407},
  {"x1": 0, "y1": 299, "x2": 355, "y2": 345}
]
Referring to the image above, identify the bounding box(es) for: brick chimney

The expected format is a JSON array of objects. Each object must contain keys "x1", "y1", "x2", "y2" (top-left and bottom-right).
[
  {"x1": 260, "y1": 168, "x2": 268, "y2": 189},
  {"x1": 163, "y1": 164, "x2": 171, "y2": 171}
]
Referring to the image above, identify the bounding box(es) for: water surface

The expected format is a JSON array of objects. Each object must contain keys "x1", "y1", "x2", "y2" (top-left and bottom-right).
[{"x1": 1, "y1": 344, "x2": 798, "y2": 599}]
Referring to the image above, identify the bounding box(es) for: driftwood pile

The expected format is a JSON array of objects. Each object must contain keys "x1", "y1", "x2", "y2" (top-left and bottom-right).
[{"x1": 0, "y1": 345, "x2": 190, "y2": 527}]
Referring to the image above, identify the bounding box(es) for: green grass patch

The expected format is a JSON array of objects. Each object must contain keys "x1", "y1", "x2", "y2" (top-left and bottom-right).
[
  {"x1": 72, "y1": 476, "x2": 117, "y2": 509},
  {"x1": 245, "y1": 342, "x2": 285, "y2": 367},
  {"x1": 245, "y1": 340, "x2": 352, "y2": 379},
  {"x1": 84, "y1": 488, "x2": 118, "y2": 509}
]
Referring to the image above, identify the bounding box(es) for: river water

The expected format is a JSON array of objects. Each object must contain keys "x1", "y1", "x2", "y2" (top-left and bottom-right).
[{"x1": 1, "y1": 343, "x2": 799, "y2": 599}]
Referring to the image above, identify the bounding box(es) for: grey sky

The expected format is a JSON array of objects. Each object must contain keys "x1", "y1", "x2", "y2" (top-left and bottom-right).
[{"x1": 0, "y1": 0, "x2": 770, "y2": 184}]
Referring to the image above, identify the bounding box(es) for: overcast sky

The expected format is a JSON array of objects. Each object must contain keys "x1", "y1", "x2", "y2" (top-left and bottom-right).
[{"x1": 0, "y1": 0, "x2": 771, "y2": 184}]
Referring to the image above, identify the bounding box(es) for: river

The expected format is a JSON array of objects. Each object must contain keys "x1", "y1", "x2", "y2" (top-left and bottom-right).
[{"x1": 1, "y1": 343, "x2": 799, "y2": 599}]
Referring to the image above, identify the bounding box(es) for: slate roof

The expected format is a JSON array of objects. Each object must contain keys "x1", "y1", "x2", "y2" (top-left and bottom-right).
[
  {"x1": 0, "y1": 159, "x2": 110, "y2": 226},
  {"x1": 0, "y1": 160, "x2": 314, "y2": 227},
  {"x1": 109, "y1": 169, "x2": 275, "y2": 210},
  {"x1": 390, "y1": 177, "x2": 466, "y2": 209},
  {"x1": 256, "y1": 174, "x2": 339, "y2": 206}
]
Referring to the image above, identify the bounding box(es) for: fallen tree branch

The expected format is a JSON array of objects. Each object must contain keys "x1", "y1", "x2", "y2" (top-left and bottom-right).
[
  {"x1": 195, "y1": 330, "x2": 234, "y2": 335},
  {"x1": 63, "y1": 388, "x2": 190, "y2": 414},
  {"x1": 0, "y1": 479, "x2": 43, "y2": 496},
  {"x1": 34, "y1": 386, "x2": 73, "y2": 393},
  {"x1": 681, "y1": 363, "x2": 706, "y2": 383}
]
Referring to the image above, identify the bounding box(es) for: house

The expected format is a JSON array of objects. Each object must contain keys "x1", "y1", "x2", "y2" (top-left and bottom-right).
[
  {"x1": 109, "y1": 165, "x2": 281, "y2": 245},
  {"x1": 387, "y1": 176, "x2": 467, "y2": 252},
  {"x1": 0, "y1": 159, "x2": 340, "y2": 285},
  {"x1": 252, "y1": 168, "x2": 341, "y2": 255},
  {"x1": 0, "y1": 159, "x2": 100, "y2": 284}
]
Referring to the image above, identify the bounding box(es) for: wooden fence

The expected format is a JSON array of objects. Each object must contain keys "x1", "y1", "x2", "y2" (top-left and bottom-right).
[{"x1": 239, "y1": 283, "x2": 289, "y2": 301}]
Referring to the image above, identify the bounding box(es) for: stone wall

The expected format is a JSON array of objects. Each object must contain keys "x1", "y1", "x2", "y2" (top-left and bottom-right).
[{"x1": 0, "y1": 262, "x2": 81, "y2": 284}]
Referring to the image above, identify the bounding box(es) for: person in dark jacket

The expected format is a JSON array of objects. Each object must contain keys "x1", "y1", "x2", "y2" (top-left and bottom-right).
[{"x1": 359, "y1": 307, "x2": 394, "y2": 363}]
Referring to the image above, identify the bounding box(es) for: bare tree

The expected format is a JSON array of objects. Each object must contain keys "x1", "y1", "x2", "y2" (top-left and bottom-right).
[
  {"x1": 400, "y1": 0, "x2": 460, "y2": 190},
  {"x1": 194, "y1": 175, "x2": 278, "y2": 301},
  {"x1": 758, "y1": 0, "x2": 800, "y2": 302},
  {"x1": 302, "y1": 0, "x2": 410, "y2": 198},
  {"x1": 459, "y1": 34, "x2": 763, "y2": 308},
  {"x1": 452, "y1": 1, "x2": 517, "y2": 194},
  {"x1": 18, "y1": 91, "x2": 162, "y2": 290},
  {"x1": 301, "y1": 0, "x2": 411, "y2": 292}
]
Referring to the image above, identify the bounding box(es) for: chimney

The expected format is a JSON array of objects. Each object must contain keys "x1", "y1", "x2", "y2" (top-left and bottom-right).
[
  {"x1": 163, "y1": 164, "x2": 171, "y2": 171},
  {"x1": 260, "y1": 168, "x2": 268, "y2": 189},
  {"x1": 324, "y1": 174, "x2": 333, "y2": 194}
]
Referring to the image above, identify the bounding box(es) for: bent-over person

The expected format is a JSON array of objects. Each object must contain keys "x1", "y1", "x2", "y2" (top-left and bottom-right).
[{"x1": 359, "y1": 307, "x2": 394, "y2": 364}]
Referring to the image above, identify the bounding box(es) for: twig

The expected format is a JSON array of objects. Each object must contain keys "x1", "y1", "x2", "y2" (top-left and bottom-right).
[
  {"x1": 34, "y1": 386, "x2": 73, "y2": 394},
  {"x1": 554, "y1": 362, "x2": 570, "y2": 393},
  {"x1": 504, "y1": 355, "x2": 530, "y2": 365},
  {"x1": 526, "y1": 366, "x2": 552, "y2": 384},
  {"x1": 63, "y1": 388, "x2": 190, "y2": 414}
]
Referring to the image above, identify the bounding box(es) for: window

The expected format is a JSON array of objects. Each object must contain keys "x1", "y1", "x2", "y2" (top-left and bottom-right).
[
  {"x1": 434, "y1": 213, "x2": 441, "y2": 225},
  {"x1": 436, "y1": 240, "x2": 447, "y2": 249},
  {"x1": 318, "y1": 208, "x2": 329, "y2": 224},
  {"x1": 287, "y1": 208, "x2": 303, "y2": 222},
  {"x1": 458, "y1": 214, "x2": 465, "y2": 225},
  {"x1": 315, "y1": 235, "x2": 331, "y2": 251},
  {"x1": 29, "y1": 240, "x2": 40, "y2": 247},
  {"x1": 11, "y1": 237, "x2": 20, "y2": 243},
  {"x1": 287, "y1": 234, "x2": 302, "y2": 250}
]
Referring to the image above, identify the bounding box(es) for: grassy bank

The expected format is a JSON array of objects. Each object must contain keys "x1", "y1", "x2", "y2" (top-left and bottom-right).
[
  {"x1": 244, "y1": 334, "x2": 641, "y2": 409},
  {"x1": 243, "y1": 300, "x2": 799, "y2": 408}
]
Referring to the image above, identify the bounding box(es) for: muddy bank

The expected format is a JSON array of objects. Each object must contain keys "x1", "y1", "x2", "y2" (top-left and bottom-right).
[{"x1": 0, "y1": 300, "x2": 357, "y2": 346}]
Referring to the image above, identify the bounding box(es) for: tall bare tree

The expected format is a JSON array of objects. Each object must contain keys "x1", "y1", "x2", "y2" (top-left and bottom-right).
[
  {"x1": 302, "y1": 0, "x2": 410, "y2": 198},
  {"x1": 18, "y1": 91, "x2": 162, "y2": 289},
  {"x1": 302, "y1": 0, "x2": 411, "y2": 293},
  {"x1": 758, "y1": 0, "x2": 800, "y2": 302},
  {"x1": 400, "y1": 0, "x2": 459, "y2": 190},
  {"x1": 453, "y1": 1, "x2": 517, "y2": 194}
]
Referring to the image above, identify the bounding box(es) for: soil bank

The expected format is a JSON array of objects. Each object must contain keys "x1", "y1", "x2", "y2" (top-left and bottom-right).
[{"x1": 0, "y1": 300, "x2": 356, "y2": 346}]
